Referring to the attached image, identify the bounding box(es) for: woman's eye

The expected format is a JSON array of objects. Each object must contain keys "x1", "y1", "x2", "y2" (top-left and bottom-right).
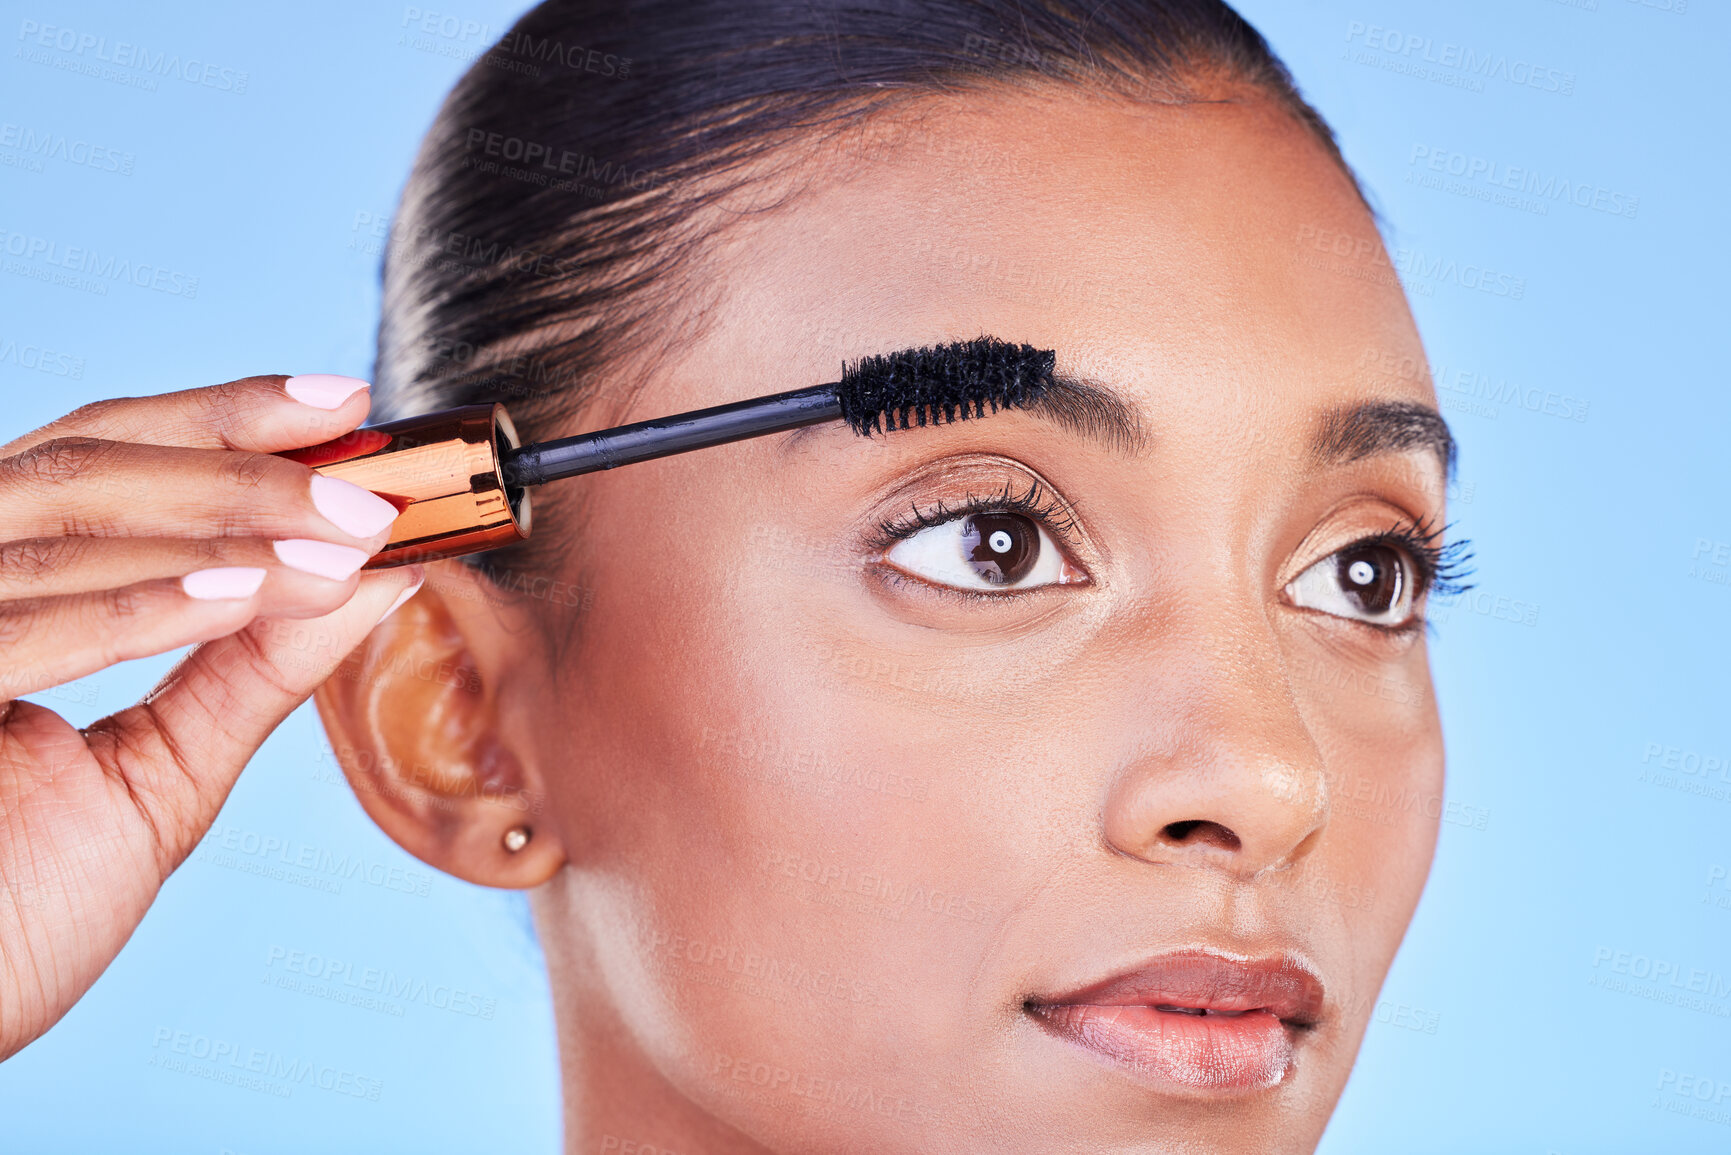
[
  {"x1": 882, "y1": 511, "x2": 1082, "y2": 593},
  {"x1": 1285, "y1": 541, "x2": 1420, "y2": 627}
]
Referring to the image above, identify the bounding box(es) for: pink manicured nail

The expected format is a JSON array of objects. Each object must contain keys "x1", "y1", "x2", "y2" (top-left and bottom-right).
[
  {"x1": 182, "y1": 566, "x2": 268, "y2": 600},
  {"x1": 379, "y1": 573, "x2": 425, "y2": 623},
  {"x1": 310, "y1": 474, "x2": 399, "y2": 539},
  {"x1": 273, "y1": 538, "x2": 369, "y2": 581},
  {"x1": 284, "y1": 374, "x2": 370, "y2": 409}
]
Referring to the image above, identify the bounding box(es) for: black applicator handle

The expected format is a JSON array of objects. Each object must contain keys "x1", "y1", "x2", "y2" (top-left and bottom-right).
[{"x1": 503, "y1": 384, "x2": 842, "y2": 488}]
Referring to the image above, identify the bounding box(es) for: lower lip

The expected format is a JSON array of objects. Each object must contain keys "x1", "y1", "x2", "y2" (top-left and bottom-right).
[{"x1": 1031, "y1": 1003, "x2": 1296, "y2": 1092}]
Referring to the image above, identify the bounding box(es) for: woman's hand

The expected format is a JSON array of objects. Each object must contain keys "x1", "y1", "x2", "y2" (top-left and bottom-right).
[{"x1": 0, "y1": 374, "x2": 422, "y2": 1061}]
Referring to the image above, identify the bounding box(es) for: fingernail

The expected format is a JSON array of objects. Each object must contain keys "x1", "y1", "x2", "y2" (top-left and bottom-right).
[
  {"x1": 183, "y1": 566, "x2": 268, "y2": 600},
  {"x1": 273, "y1": 538, "x2": 369, "y2": 581},
  {"x1": 284, "y1": 374, "x2": 370, "y2": 409},
  {"x1": 310, "y1": 473, "x2": 399, "y2": 539},
  {"x1": 379, "y1": 571, "x2": 425, "y2": 623}
]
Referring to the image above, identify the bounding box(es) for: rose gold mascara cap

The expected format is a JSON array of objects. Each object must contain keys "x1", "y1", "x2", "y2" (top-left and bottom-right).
[{"x1": 280, "y1": 404, "x2": 531, "y2": 568}]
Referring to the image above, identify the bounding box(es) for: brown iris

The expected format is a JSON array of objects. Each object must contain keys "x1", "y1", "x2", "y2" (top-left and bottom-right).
[
  {"x1": 961, "y1": 512, "x2": 1040, "y2": 585},
  {"x1": 1336, "y1": 543, "x2": 1405, "y2": 615}
]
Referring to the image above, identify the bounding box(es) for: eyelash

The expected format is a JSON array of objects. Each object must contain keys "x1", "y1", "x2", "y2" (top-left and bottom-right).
[
  {"x1": 867, "y1": 485, "x2": 1476, "y2": 613},
  {"x1": 1354, "y1": 516, "x2": 1476, "y2": 603},
  {"x1": 872, "y1": 478, "x2": 1079, "y2": 550}
]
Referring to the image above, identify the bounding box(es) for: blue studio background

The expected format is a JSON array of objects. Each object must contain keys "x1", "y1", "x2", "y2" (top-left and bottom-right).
[{"x1": 1, "y1": 1, "x2": 1726, "y2": 1152}]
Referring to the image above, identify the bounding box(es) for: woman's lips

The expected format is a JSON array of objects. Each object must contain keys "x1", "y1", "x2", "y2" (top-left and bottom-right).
[{"x1": 1026, "y1": 950, "x2": 1325, "y2": 1093}]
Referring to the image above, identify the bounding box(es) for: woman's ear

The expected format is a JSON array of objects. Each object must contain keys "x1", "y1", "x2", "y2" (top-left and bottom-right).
[{"x1": 312, "y1": 560, "x2": 564, "y2": 887}]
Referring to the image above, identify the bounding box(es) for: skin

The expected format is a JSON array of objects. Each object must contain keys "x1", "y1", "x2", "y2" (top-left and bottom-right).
[
  {"x1": 0, "y1": 379, "x2": 421, "y2": 1060},
  {"x1": 318, "y1": 88, "x2": 1449, "y2": 1152},
  {"x1": 0, "y1": 86, "x2": 1446, "y2": 1153}
]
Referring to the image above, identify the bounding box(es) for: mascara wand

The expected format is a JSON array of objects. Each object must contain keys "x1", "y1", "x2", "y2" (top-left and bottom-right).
[{"x1": 280, "y1": 338, "x2": 1056, "y2": 568}]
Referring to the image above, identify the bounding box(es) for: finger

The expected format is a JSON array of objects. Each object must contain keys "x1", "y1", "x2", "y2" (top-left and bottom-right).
[
  {"x1": 0, "y1": 555, "x2": 385, "y2": 700},
  {"x1": 0, "y1": 438, "x2": 400, "y2": 545},
  {"x1": 79, "y1": 567, "x2": 424, "y2": 866},
  {"x1": 0, "y1": 374, "x2": 371, "y2": 458},
  {"x1": 0, "y1": 535, "x2": 378, "y2": 601}
]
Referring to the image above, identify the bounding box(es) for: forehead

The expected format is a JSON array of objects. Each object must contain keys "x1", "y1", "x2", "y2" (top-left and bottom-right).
[{"x1": 695, "y1": 88, "x2": 1434, "y2": 444}]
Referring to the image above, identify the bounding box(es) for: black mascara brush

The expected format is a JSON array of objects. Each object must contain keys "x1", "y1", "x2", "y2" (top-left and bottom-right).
[{"x1": 279, "y1": 337, "x2": 1057, "y2": 568}]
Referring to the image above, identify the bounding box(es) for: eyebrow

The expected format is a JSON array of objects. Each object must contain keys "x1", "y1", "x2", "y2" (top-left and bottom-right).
[
  {"x1": 1032, "y1": 386, "x2": 1456, "y2": 475},
  {"x1": 782, "y1": 362, "x2": 1151, "y2": 455},
  {"x1": 1032, "y1": 386, "x2": 1456, "y2": 476},
  {"x1": 792, "y1": 351, "x2": 1452, "y2": 475},
  {"x1": 1023, "y1": 374, "x2": 1151, "y2": 455},
  {"x1": 1312, "y1": 400, "x2": 1457, "y2": 478}
]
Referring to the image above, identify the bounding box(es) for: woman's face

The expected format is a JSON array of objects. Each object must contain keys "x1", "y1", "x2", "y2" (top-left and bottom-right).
[{"x1": 496, "y1": 90, "x2": 1447, "y2": 1152}]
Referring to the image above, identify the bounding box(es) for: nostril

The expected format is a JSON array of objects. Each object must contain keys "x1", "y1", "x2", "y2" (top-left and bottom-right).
[{"x1": 1160, "y1": 819, "x2": 1242, "y2": 851}]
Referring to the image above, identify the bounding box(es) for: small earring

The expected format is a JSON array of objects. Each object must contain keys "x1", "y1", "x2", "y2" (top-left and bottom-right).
[{"x1": 502, "y1": 826, "x2": 531, "y2": 853}]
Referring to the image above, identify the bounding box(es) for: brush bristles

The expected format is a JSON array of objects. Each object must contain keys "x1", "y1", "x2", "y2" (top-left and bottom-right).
[{"x1": 835, "y1": 337, "x2": 1056, "y2": 437}]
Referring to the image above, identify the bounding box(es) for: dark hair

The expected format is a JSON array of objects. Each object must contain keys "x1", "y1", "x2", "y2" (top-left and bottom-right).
[{"x1": 375, "y1": 0, "x2": 1358, "y2": 580}]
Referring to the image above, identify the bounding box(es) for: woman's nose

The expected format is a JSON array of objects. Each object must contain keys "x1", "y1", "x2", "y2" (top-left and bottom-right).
[{"x1": 1101, "y1": 624, "x2": 1329, "y2": 879}]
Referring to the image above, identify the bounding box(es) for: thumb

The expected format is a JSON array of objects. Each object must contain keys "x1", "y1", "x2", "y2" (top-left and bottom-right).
[{"x1": 85, "y1": 566, "x2": 424, "y2": 874}]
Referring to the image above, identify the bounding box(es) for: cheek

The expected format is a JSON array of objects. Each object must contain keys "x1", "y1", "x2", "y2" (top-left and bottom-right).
[
  {"x1": 1305, "y1": 665, "x2": 1445, "y2": 866},
  {"x1": 535, "y1": 544, "x2": 1008, "y2": 1140},
  {"x1": 1291, "y1": 650, "x2": 1445, "y2": 987}
]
